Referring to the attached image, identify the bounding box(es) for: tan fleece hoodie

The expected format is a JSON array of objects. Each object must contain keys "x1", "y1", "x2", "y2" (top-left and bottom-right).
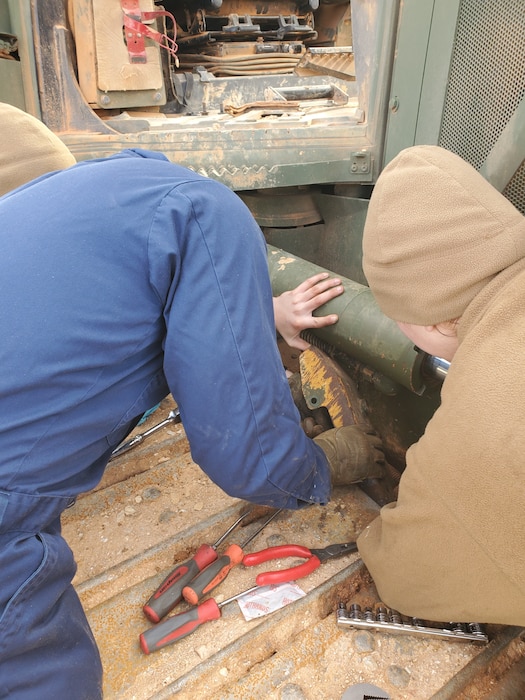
[
  {"x1": 0, "y1": 102, "x2": 75, "y2": 197},
  {"x1": 357, "y1": 257, "x2": 525, "y2": 625}
]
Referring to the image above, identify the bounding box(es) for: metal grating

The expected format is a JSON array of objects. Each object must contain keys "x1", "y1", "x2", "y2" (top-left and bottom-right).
[{"x1": 438, "y1": 0, "x2": 525, "y2": 212}]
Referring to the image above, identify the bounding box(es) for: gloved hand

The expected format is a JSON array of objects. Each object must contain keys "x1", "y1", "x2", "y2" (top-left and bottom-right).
[{"x1": 313, "y1": 425, "x2": 386, "y2": 486}]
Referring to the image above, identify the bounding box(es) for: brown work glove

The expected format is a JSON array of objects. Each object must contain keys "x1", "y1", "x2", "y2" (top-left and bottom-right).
[{"x1": 314, "y1": 425, "x2": 386, "y2": 486}]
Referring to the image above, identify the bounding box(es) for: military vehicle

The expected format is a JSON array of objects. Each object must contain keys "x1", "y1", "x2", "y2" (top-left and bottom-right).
[{"x1": 1, "y1": 0, "x2": 524, "y2": 697}]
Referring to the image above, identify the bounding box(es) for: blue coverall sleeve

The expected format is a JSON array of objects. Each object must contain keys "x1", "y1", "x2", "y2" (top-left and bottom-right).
[{"x1": 147, "y1": 180, "x2": 331, "y2": 508}]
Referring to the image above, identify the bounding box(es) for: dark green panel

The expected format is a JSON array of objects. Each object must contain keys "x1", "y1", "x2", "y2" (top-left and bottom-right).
[
  {"x1": 311, "y1": 193, "x2": 368, "y2": 284},
  {"x1": 0, "y1": 60, "x2": 25, "y2": 108},
  {"x1": 383, "y1": 0, "x2": 461, "y2": 164}
]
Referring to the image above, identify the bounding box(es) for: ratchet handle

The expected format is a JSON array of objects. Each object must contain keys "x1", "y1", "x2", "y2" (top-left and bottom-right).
[
  {"x1": 143, "y1": 544, "x2": 217, "y2": 622},
  {"x1": 243, "y1": 544, "x2": 320, "y2": 585}
]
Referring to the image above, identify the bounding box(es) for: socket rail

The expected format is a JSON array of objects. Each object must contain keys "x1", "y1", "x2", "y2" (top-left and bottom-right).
[{"x1": 337, "y1": 603, "x2": 488, "y2": 644}]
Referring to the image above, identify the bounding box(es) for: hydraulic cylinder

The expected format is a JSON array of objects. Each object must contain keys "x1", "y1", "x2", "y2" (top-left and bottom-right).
[{"x1": 267, "y1": 245, "x2": 426, "y2": 394}]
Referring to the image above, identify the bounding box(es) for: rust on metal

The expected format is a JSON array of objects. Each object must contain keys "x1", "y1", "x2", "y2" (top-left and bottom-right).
[{"x1": 299, "y1": 345, "x2": 362, "y2": 427}]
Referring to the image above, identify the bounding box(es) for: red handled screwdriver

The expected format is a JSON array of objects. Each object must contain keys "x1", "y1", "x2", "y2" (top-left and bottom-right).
[
  {"x1": 181, "y1": 508, "x2": 281, "y2": 606},
  {"x1": 140, "y1": 586, "x2": 259, "y2": 654},
  {"x1": 142, "y1": 510, "x2": 252, "y2": 623}
]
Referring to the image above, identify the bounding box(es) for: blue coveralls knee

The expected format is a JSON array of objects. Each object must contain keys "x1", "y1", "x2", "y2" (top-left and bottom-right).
[{"x1": 0, "y1": 491, "x2": 102, "y2": 699}]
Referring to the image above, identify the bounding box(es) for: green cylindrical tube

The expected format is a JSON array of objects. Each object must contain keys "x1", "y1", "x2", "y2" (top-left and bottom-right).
[{"x1": 267, "y1": 245, "x2": 425, "y2": 394}]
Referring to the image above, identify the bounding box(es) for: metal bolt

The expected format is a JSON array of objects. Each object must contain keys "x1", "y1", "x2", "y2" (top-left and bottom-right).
[
  {"x1": 349, "y1": 603, "x2": 362, "y2": 620},
  {"x1": 376, "y1": 606, "x2": 388, "y2": 623},
  {"x1": 389, "y1": 609, "x2": 402, "y2": 625},
  {"x1": 100, "y1": 94, "x2": 111, "y2": 105}
]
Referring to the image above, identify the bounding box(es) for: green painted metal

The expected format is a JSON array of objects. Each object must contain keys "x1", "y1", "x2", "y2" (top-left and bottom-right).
[
  {"x1": 267, "y1": 245, "x2": 426, "y2": 394},
  {"x1": 263, "y1": 193, "x2": 369, "y2": 285},
  {"x1": 5, "y1": 0, "x2": 401, "y2": 192},
  {"x1": 0, "y1": 60, "x2": 25, "y2": 109},
  {"x1": 311, "y1": 193, "x2": 369, "y2": 285},
  {"x1": 382, "y1": 0, "x2": 461, "y2": 166},
  {"x1": 349, "y1": 0, "x2": 400, "y2": 181},
  {"x1": 4, "y1": 0, "x2": 41, "y2": 117},
  {"x1": 62, "y1": 131, "x2": 374, "y2": 192},
  {"x1": 0, "y1": 2, "x2": 24, "y2": 108},
  {"x1": 382, "y1": 0, "x2": 435, "y2": 165},
  {"x1": 413, "y1": 0, "x2": 461, "y2": 146}
]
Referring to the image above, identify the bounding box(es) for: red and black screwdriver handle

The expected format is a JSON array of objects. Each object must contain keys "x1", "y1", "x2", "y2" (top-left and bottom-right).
[
  {"x1": 140, "y1": 584, "x2": 259, "y2": 654},
  {"x1": 182, "y1": 543, "x2": 244, "y2": 606},
  {"x1": 143, "y1": 544, "x2": 218, "y2": 623},
  {"x1": 242, "y1": 544, "x2": 322, "y2": 585},
  {"x1": 140, "y1": 598, "x2": 221, "y2": 654},
  {"x1": 181, "y1": 509, "x2": 281, "y2": 606},
  {"x1": 143, "y1": 509, "x2": 254, "y2": 622}
]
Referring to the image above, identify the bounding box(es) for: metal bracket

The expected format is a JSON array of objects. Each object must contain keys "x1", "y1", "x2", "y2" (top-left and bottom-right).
[
  {"x1": 224, "y1": 15, "x2": 261, "y2": 33},
  {"x1": 121, "y1": 0, "x2": 179, "y2": 65},
  {"x1": 121, "y1": 0, "x2": 147, "y2": 63},
  {"x1": 350, "y1": 150, "x2": 370, "y2": 174}
]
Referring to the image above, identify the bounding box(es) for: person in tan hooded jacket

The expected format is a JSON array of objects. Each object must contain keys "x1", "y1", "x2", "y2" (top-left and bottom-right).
[
  {"x1": 0, "y1": 102, "x2": 76, "y2": 197},
  {"x1": 358, "y1": 144, "x2": 525, "y2": 626}
]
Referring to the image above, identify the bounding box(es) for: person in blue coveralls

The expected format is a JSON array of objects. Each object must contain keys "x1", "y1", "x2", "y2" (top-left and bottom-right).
[{"x1": 0, "y1": 103, "x2": 385, "y2": 698}]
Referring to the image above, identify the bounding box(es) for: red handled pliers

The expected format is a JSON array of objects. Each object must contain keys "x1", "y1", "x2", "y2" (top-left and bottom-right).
[{"x1": 242, "y1": 542, "x2": 358, "y2": 585}]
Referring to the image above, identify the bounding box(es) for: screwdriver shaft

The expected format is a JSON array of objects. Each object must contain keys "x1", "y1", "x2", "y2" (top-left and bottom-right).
[
  {"x1": 239, "y1": 508, "x2": 281, "y2": 549},
  {"x1": 110, "y1": 408, "x2": 181, "y2": 460}
]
